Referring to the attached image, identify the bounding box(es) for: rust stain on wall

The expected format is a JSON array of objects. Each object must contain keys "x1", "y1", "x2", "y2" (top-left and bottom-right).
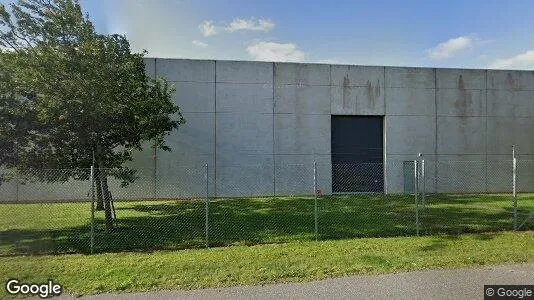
[
  {"x1": 506, "y1": 72, "x2": 522, "y2": 91},
  {"x1": 455, "y1": 74, "x2": 473, "y2": 116},
  {"x1": 342, "y1": 75, "x2": 351, "y2": 111},
  {"x1": 366, "y1": 80, "x2": 380, "y2": 109},
  {"x1": 458, "y1": 74, "x2": 465, "y2": 90}
]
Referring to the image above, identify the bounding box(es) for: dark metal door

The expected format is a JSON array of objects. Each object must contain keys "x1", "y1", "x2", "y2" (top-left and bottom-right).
[{"x1": 331, "y1": 116, "x2": 384, "y2": 193}]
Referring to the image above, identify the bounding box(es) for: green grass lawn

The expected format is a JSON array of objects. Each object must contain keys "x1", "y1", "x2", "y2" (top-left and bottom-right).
[
  {"x1": 0, "y1": 231, "x2": 532, "y2": 297},
  {"x1": 0, "y1": 194, "x2": 533, "y2": 255}
]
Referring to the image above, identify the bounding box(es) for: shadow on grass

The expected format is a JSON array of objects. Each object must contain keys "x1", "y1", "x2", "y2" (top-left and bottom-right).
[
  {"x1": 418, "y1": 233, "x2": 499, "y2": 252},
  {"x1": 0, "y1": 194, "x2": 530, "y2": 256}
]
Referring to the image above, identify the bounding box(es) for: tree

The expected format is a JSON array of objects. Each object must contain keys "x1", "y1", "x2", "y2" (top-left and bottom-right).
[{"x1": 0, "y1": 0, "x2": 185, "y2": 231}]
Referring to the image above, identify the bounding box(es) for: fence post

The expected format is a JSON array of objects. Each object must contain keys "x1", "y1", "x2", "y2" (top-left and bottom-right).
[
  {"x1": 205, "y1": 163, "x2": 209, "y2": 248},
  {"x1": 512, "y1": 145, "x2": 517, "y2": 230},
  {"x1": 421, "y1": 159, "x2": 425, "y2": 209},
  {"x1": 90, "y1": 166, "x2": 95, "y2": 254},
  {"x1": 15, "y1": 171, "x2": 19, "y2": 202},
  {"x1": 313, "y1": 161, "x2": 318, "y2": 241},
  {"x1": 414, "y1": 160, "x2": 420, "y2": 236}
]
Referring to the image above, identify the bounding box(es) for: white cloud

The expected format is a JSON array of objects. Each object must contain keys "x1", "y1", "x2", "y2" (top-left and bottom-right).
[
  {"x1": 198, "y1": 17, "x2": 275, "y2": 37},
  {"x1": 489, "y1": 50, "x2": 534, "y2": 69},
  {"x1": 426, "y1": 36, "x2": 473, "y2": 59},
  {"x1": 247, "y1": 42, "x2": 305, "y2": 62},
  {"x1": 192, "y1": 40, "x2": 208, "y2": 48},
  {"x1": 225, "y1": 18, "x2": 275, "y2": 33},
  {"x1": 199, "y1": 20, "x2": 217, "y2": 37}
]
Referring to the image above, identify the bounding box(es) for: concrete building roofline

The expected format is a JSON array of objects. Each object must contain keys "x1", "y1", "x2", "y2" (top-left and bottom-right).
[{"x1": 144, "y1": 56, "x2": 534, "y2": 73}]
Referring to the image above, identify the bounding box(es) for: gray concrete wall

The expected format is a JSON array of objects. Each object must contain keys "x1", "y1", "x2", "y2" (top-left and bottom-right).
[
  {"x1": 385, "y1": 68, "x2": 534, "y2": 193},
  {"x1": 3, "y1": 59, "x2": 534, "y2": 201},
  {"x1": 133, "y1": 59, "x2": 534, "y2": 197}
]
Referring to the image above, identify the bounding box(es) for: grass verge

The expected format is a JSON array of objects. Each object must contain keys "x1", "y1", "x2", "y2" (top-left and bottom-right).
[{"x1": 0, "y1": 231, "x2": 532, "y2": 297}]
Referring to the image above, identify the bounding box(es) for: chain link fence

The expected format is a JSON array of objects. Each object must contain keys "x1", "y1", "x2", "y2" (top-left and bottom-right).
[
  {"x1": 0, "y1": 168, "x2": 93, "y2": 255},
  {"x1": 0, "y1": 156, "x2": 531, "y2": 256},
  {"x1": 321, "y1": 161, "x2": 417, "y2": 240},
  {"x1": 516, "y1": 159, "x2": 534, "y2": 231},
  {"x1": 421, "y1": 160, "x2": 514, "y2": 235}
]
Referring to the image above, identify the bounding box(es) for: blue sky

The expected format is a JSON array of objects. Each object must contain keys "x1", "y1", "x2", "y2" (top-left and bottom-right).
[{"x1": 5, "y1": 0, "x2": 534, "y2": 69}]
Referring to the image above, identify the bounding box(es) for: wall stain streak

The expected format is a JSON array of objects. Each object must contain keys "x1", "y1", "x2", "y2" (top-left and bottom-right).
[
  {"x1": 342, "y1": 75, "x2": 351, "y2": 112},
  {"x1": 506, "y1": 72, "x2": 522, "y2": 91},
  {"x1": 366, "y1": 79, "x2": 380, "y2": 110},
  {"x1": 455, "y1": 74, "x2": 473, "y2": 116}
]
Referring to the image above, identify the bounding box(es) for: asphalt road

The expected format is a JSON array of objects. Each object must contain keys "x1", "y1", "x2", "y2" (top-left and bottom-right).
[{"x1": 65, "y1": 263, "x2": 534, "y2": 300}]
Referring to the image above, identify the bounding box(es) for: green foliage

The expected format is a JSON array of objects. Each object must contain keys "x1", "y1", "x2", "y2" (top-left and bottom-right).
[{"x1": 0, "y1": 0, "x2": 184, "y2": 185}]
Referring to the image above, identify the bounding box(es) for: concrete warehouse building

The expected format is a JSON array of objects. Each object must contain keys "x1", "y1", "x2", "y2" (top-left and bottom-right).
[
  {"x1": 133, "y1": 58, "x2": 534, "y2": 198},
  {"x1": 2, "y1": 58, "x2": 534, "y2": 201}
]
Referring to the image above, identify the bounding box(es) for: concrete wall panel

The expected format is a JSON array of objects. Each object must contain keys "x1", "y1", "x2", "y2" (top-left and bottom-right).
[
  {"x1": 385, "y1": 116, "x2": 436, "y2": 155},
  {"x1": 156, "y1": 59, "x2": 214, "y2": 82},
  {"x1": 156, "y1": 113, "x2": 215, "y2": 197},
  {"x1": 143, "y1": 58, "x2": 156, "y2": 78},
  {"x1": 216, "y1": 60, "x2": 273, "y2": 84},
  {"x1": 274, "y1": 114, "x2": 330, "y2": 155},
  {"x1": 274, "y1": 154, "x2": 331, "y2": 195},
  {"x1": 515, "y1": 156, "x2": 534, "y2": 193},
  {"x1": 172, "y1": 82, "x2": 215, "y2": 113},
  {"x1": 486, "y1": 155, "x2": 513, "y2": 193},
  {"x1": 274, "y1": 63, "x2": 330, "y2": 86},
  {"x1": 166, "y1": 113, "x2": 215, "y2": 156},
  {"x1": 419, "y1": 156, "x2": 437, "y2": 194},
  {"x1": 436, "y1": 68, "x2": 486, "y2": 90},
  {"x1": 119, "y1": 142, "x2": 157, "y2": 199},
  {"x1": 217, "y1": 113, "x2": 273, "y2": 155},
  {"x1": 216, "y1": 155, "x2": 274, "y2": 197},
  {"x1": 0, "y1": 177, "x2": 17, "y2": 201},
  {"x1": 216, "y1": 83, "x2": 273, "y2": 113},
  {"x1": 108, "y1": 170, "x2": 154, "y2": 200},
  {"x1": 275, "y1": 85, "x2": 330, "y2": 114},
  {"x1": 331, "y1": 65, "x2": 384, "y2": 87},
  {"x1": 17, "y1": 178, "x2": 92, "y2": 202},
  {"x1": 331, "y1": 85, "x2": 384, "y2": 115},
  {"x1": 487, "y1": 90, "x2": 534, "y2": 117},
  {"x1": 437, "y1": 117, "x2": 486, "y2": 154},
  {"x1": 386, "y1": 67, "x2": 435, "y2": 89},
  {"x1": 435, "y1": 155, "x2": 486, "y2": 193},
  {"x1": 488, "y1": 70, "x2": 534, "y2": 91},
  {"x1": 487, "y1": 117, "x2": 534, "y2": 154},
  {"x1": 157, "y1": 155, "x2": 215, "y2": 198},
  {"x1": 386, "y1": 87, "x2": 435, "y2": 116},
  {"x1": 384, "y1": 155, "x2": 407, "y2": 194},
  {"x1": 436, "y1": 89, "x2": 485, "y2": 116}
]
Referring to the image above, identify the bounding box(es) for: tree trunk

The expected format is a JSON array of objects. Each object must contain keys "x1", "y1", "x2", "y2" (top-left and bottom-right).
[
  {"x1": 94, "y1": 168, "x2": 104, "y2": 211},
  {"x1": 102, "y1": 173, "x2": 115, "y2": 219},
  {"x1": 97, "y1": 160, "x2": 114, "y2": 232}
]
